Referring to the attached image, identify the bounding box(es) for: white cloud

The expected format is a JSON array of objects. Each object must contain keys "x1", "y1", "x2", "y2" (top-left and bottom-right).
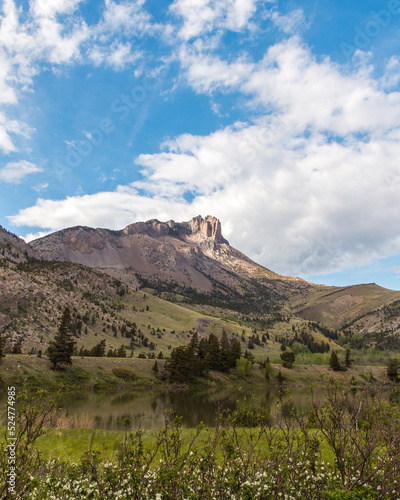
[
  {"x1": 178, "y1": 37, "x2": 400, "y2": 137},
  {"x1": 31, "y1": 0, "x2": 85, "y2": 18},
  {"x1": 170, "y1": 0, "x2": 261, "y2": 40},
  {"x1": 97, "y1": 0, "x2": 153, "y2": 36},
  {"x1": 270, "y1": 8, "x2": 307, "y2": 34},
  {"x1": 0, "y1": 160, "x2": 42, "y2": 183},
  {"x1": 89, "y1": 42, "x2": 141, "y2": 70},
  {"x1": 23, "y1": 230, "x2": 53, "y2": 242},
  {"x1": 8, "y1": 113, "x2": 400, "y2": 277},
  {"x1": 0, "y1": 0, "x2": 156, "y2": 152},
  {"x1": 32, "y1": 182, "x2": 49, "y2": 192}
]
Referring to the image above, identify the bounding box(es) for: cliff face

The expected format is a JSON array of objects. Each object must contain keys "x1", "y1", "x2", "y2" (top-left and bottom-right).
[{"x1": 187, "y1": 215, "x2": 228, "y2": 244}]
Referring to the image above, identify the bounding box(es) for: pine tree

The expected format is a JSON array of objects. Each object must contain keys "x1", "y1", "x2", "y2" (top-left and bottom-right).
[
  {"x1": 117, "y1": 345, "x2": 127, "y2": 358},
  {"x1": 48, "y1": 307, "x2": 76, "y2": 370},
  {"x1": 206, "y1": 333, "x2": 221, "y2": 370},
  {"x1": 230, "y1": 339, "x2": 242, "y2": 367},
  {"x1": 329, "y1": 350, "x2": 341, "y2": 371},
  {"x1": 220, "y1": 331, "x2": 231, "y2": 372},
  {"x1": 189, "y1": 331, "x2": 199, "y2": 353},
  {"x1": 345, "y1": 349, "x2": 353, "y2": 368}
]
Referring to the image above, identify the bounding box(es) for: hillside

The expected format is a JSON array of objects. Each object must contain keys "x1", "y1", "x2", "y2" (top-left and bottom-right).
[
  {"x1": 30, "y1": 216, "x2": 313, "y2": 313},
  {"x1": 292, "y1": 283, "x2": 400, "y2": 336},
  {"x1": 0, "y1": 258, "x2": 302, "y2": 360},
  {"x1": 1, "y1": 216, "x2": 400, "y2": 357}
]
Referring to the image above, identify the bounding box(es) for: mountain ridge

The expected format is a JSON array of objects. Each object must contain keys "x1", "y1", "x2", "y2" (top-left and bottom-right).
[{"x1": 1, "y1": 216, "x2": 400, "y2": 354}]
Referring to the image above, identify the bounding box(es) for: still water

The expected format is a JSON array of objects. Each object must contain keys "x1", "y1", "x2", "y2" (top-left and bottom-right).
[{"x1": 55, "y1": 386, "x2": 314, "y2": 431}]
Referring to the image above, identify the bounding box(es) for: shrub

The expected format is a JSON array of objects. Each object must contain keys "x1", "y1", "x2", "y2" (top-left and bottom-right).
[
  {"x1": 280, "y1": 351, "x2": 295, "y2": 368},
  {"x1": 111, "y1": 368, "x2": 136, "y2": 380},
  {"x1": 236, "y1": 357, "x2": 252, "y2": 377}
]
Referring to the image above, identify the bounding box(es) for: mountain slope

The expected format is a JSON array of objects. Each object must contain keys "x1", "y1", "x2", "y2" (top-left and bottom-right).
[
  {"x1": 30, "y1": 215, "x2": 313, "y2": 313},
  {"x1": 0, "y1": 258, "x2": 292, "y2": 359},
  {"x1": 0, "y1": 225, "x2": 36, "y2": 262},
  {"x1": 293, "y1": 283, "x2": 400, "y2": 337}
]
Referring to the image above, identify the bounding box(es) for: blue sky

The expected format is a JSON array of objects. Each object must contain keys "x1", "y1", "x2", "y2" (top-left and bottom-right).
[{"x1": 1, "y1": 0, "x2": 400, "y2": 290}]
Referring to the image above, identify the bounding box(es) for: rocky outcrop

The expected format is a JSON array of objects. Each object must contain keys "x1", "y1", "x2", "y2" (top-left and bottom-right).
[
  {"x1": 123, "y1": 220, "x2": 170, "y2": 238},
  {"x1": 0, "y1": 225, "x2": 36, "y2": 262},
  {"x1": 188, "y1": 215, "x2": 228, "y2": 244}
]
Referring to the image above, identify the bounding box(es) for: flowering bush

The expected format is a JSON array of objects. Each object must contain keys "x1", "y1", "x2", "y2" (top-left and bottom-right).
[{"x1": 1, "y1": 379, "x2": 400, "y2": 499}]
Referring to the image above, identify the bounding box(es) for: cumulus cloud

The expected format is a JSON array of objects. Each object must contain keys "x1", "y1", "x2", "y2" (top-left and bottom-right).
[
  {"x1": 0, "y1": 0, "x2": 157, "y2": 151},
  {"x1": 170, "y1": 0, "x2": 261, "y2": 40},
  {"x1": 9, "y1": 112, "x2": 400, "y2": 277},
  {"x1": 0, "y1": 160, "x2": 42, "y2": 183},
  {"x1": 4, "y1": 2, "x2": 400, "y2": 282}
]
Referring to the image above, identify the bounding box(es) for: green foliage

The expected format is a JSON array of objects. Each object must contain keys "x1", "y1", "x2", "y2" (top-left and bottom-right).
[
  {"x1": 276, "y1": 370, "x2": 285, "y2": 383},
  {"x1": 329, "y1": 350, "x2": 341, "y2": 371},
  {"x1": 345, "y1": 349, "x2": 353, "y2": 368},
  {"x1": 90, "y1": 339, "x2": 106, "y2": 357},
  {"x1": 230, "y1": 396, "x2": 271, "y2": 427},
  {"x1": 236, "y1": 357, "x2": 252, "y2": 377},
  {"x1": 111, "y1": 368, "x2": 136, "y2": 380},
  {"x1": 387, "y1": 357, "x2": 400, "y2": 380},
  {"x1": 323, "y1": 488, "x2": 377, "y2": 500},
  {"x1": 166, "y1": 331, "x2": 241, "y2": 383},
  {"x1": 47, "y1": 307, "x2": 76, "y2": 370},
  {"x1": 165, "y1": 343, "x2": 204, "y2": 383},
  {"x1": 0, "y1": 334, "x2": 6, "y2": 362},
  {"x1": 2, "y1": 381, "x2": 400, "y2": 499},
  {"x1": 280, "y1": 351, "x2": 295, "y2": 368}
]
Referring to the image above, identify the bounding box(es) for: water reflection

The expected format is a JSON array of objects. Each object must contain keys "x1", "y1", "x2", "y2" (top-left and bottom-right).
[{"x1": 52, "y1": 387, "x2": 315, "y2": 431}]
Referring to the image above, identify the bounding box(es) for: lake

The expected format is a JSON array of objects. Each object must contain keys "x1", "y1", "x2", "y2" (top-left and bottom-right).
[{"x1": 53, "y1": 385, "x2": 315, "y2": 430}]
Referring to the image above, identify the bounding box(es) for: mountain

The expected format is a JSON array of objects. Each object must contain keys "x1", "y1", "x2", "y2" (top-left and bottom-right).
[
  {"x1": 30, "y1": 215, "x2": 313, "y2": 312},
  {"x1": 1, "y1": 215, "x2": 400, "y2": 355},
  {"x1": 0, "y1": 225, "x2": 36, "y2": 262}
]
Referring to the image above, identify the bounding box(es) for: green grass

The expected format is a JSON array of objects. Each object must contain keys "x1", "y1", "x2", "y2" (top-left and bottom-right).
[{"x1": 0, "y1": 424, "x2": 337, "y2": 466}]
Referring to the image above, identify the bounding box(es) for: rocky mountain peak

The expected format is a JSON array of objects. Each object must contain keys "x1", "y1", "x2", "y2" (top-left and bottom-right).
[
  {"x1": 123, "y1": 219, "x2": 170, "y2": 237},
  {"x1": 188, "y1": 215, "x2": 228, "y2": 244}
]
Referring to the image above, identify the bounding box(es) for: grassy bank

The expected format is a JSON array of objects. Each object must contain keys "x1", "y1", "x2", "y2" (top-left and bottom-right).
[{"x1": 0, "y1": 353, "x2": 391, "y2": 393}]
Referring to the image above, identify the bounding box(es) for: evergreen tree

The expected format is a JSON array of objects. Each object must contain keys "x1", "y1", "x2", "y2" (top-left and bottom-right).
[
  {"x1": 206, "y1": 333, "x2": 221, "y2": 370},
  {"x1": 220, "y1": 331, "x2": 231, "y2": 372},
  {"x1": 280, "y1": 351, "x2": 295, "y2": 369},
  {"x1": 48, "y1": 307, "x2": 76, "y2": 370},
  {"x1": 90, "y1": 339, "x2": 106, "y2": 357},
  {"x1": 0, "y1": 334, "x2": 7, "y2": 363},
  {"x1": 165, "y1": 346, "x2": 194, "y2": 383},
  {"x1": 189, "y1": 331, "x2": 199, "y2": 354},
  {"x1": 329, "y1": 350, "x2": 341, "y2": 371},
  {"x1": 244, "y1": 349, "x2": 255, "y2": 364},
  {"x1": 152, "y1": 360, "x2": 159, "y2": 374},
  {"x1": 345, "y1": 349, "x2": 353, "y2": 368},
  {"x1": 387, "y1": 358, "x2": 400, "y2": 380},
  {"x1": 117, "y1": 345, "x2": 127, "y2": 358},
  {"x1": 197, "y1": 338, "x2": 209, "y2": 359},
  {"x1": 11, "y1": 337, "x2": 23, "y2": 354},
  {"x1": 230, "y1": 339, "x2": 242, "y2": 367}
]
